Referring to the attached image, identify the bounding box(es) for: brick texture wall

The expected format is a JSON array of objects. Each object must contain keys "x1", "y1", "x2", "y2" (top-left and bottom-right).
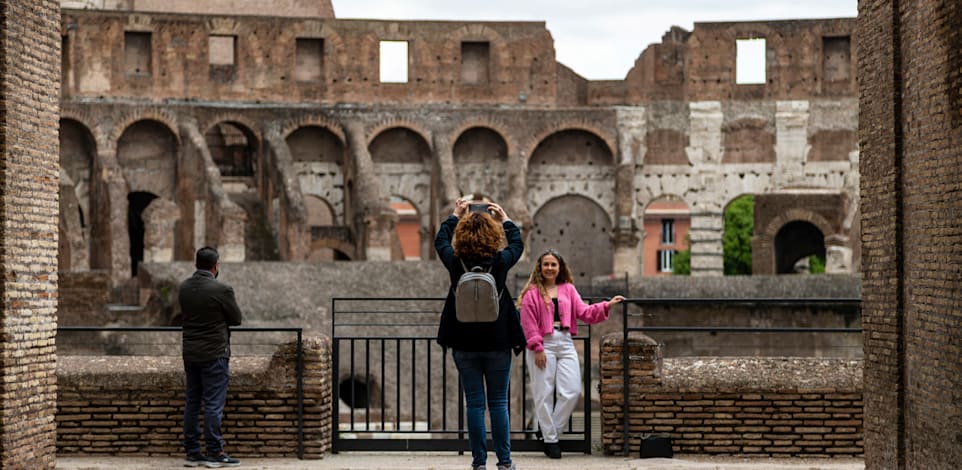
[
  {"x1": 600, "y1": 334, "x2": 862, "y2": 457},
  {"x1": 0, "y1": 1, "x2": 61, "y2": 468},
  {"x1": 56, "y1": 337, "x2": 332, "y2": 458},
  {"x1": 858, "y1": 1, "x2": 962, "y2": 468}
]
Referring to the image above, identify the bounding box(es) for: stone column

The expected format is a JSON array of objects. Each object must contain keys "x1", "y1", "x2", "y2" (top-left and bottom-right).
[
  {"x1": 613, "y1": 106, "x2": 645, "y2": 276},
  {"x1": 773, "y1": 100, "x2": 810, "y2": 188},
  {"x1": 0, "y1": 0, "x2": 60, "y2": 467},
  {"x1": 687, "y1": 102, "x2": 725, "y2": 276},
  {"x1": 432, "y1": 132, "x2": 460, "y2": 214},
  {"x1": 599, "y1": 333, "x2": 662, "y2": 456},
  {"x1": 343, "y1": 120, "x2": 397, "y2": 260},
  {"x1": 502, "y1": 148, "x2": 531, "y2": 231}
]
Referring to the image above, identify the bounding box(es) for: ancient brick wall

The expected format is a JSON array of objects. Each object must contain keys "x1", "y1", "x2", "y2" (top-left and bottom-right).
[
  {"x1": 57, "y1": 337, "x2": 332, "y2": 458},
  {"x1": 599, "y1": 334, "x2": 862, "y2": 457},
  {"x1": 61, "y1": 10, "x2": 556, "y2": 106},
  {"x1": 0, "y1": 0, "x2": 61, "y2": 468},
  {"x1": 858, "y1": 1, "x2": 962, "y2": 468}
]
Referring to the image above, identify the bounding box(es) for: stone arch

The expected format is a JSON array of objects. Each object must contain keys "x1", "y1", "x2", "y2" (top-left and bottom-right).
[
  {"x1": 775, "y1": 221, "x2": 827, "y2": 274},
  {"x1": 305, "y1": 195, "x2": 342, "y2": 262},
  {"x1": 807, "y1": 129, "x2": 857, "y2": 162},
  {"x1": 117, "y1": 119, "x2": 178, "y2": 200},
  {"x1": 60, "y1": 108, "x2": 109, "y2": 153},
  {"x1": 722, "y1": 118, "x2": 774, "y2": 163},
  {"x1": 366, "y1": 120, "x2": 432, "y2": 151},
  {"x1": 280, "y1": 116, "x2": 345, "y2": 146},
  {"x1": 453, "y1": 126, "x2": 509, "y2": 201},
  {"x1": 59, "y1": 118, "x2": 97, "y2": 272},
  {"x1": 286, "y1": 125, "x2": 346, "y2": 164},
  {"x1": 757, "y1": 208, "x2": 834, "y2": 274},
  {"x1": 644, "y1": 129, "x2": 690, "y2": 165},
  {"x1": 528, "y1": 128, "x2": 615, "y2": 166},
  {"x1": 450, "y1": 120, "x2": 514, "y2": 157},
  {"x1": 389, "y1": 195, "x2": 422, "y2": 260},
  {"x1": 204, "y1": 120, "x2": 258, "y2": 176},
  {"x1": 643, "y1": 194, "x2": 691, "y2": 276},
  {"x1": 111, "y1": 109, "x2": 179, "y2": 145},
  {"x1": 526, "y1": 123, "x2": 617, "y2": 163},
  {"x1": 369, "y1": 126, "x2": 432, "y2": 164},
  {"x1": 529, "y1": 195, "x2": 614, "y2": 285}
]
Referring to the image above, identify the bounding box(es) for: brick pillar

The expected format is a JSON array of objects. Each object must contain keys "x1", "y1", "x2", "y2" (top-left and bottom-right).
[
  {"x1": 599, "y1": 332, "x2": 662, "y2": 456},
  {"x1": 0, "y1": 1, "x2": 60, "y2": 468}
]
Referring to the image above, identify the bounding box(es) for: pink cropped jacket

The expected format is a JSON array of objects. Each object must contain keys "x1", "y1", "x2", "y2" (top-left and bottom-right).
[{"x1": 519, "y1": 282, "x2": 610, "y2": 352}]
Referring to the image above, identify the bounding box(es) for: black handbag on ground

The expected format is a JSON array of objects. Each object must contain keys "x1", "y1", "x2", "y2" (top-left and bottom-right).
[{"x1": 640, "y1": 434, "x2": 673, "y2": 458}]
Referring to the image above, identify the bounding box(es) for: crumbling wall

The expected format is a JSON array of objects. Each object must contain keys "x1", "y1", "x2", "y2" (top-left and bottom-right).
[
  {"x1": 599, "y1": 334, "x2": 863, "y2": 457},
  {"x1": 57, "y1": 337, "x2": 332, "y2": 458}
]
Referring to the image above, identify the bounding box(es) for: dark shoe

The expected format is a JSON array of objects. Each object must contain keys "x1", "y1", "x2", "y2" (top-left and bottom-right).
[
  {"x1": 496, "y1": 464, "x2": 517, "y2": 470},
  {"x1": 184, "y1": 453, "x2": 206, "y2": 467},
  {"x1": 205, "y1": 452, "x2": 240, "y2": 468},
  {"x1": 545, "y1": 442, "x2": 562, "y2": 459}
]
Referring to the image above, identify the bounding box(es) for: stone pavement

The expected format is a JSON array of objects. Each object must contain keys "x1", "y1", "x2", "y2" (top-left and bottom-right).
[{"x1": 57, "y1": 453, "x2": 864, "y2": 470}]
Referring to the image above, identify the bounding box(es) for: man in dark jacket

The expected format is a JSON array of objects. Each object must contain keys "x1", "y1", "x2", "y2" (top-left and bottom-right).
[{"x1": 179, "y1": 246, "x2": 243, "y2": 468}]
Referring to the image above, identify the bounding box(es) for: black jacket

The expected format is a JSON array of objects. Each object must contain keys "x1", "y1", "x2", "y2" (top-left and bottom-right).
[
  {"x1": 179, "y1": 270, "x2": 243, "y2": 362},
  {"x1": 435, "y1": 215, "x2": 525, "y2": 353}
]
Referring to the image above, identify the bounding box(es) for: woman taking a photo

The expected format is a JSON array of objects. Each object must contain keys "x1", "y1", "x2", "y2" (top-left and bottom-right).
[
  {"x1": 435, "y1": 198, "x2": 525, "y2": 470},
  {"x1": 518, "y1": 249, "x2": 624, "y2": 459}
]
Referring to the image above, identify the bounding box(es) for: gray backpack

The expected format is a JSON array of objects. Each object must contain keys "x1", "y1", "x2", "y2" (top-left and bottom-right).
[{"x1": 454, "y1": 260, "x2": 501, "y2": 323}]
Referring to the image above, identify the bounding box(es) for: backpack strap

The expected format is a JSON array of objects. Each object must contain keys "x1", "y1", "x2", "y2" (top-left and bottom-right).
[{"x1": 456, "y1": 259, "x2": 503, "y2": 298}]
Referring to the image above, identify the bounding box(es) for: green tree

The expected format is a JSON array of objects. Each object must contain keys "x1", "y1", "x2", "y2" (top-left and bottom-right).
[
  {"x1": 809, "y1": 254, "x2": 826, "y2": 274},
  {"x1": 672, "y1": 235, "x2": 691, "y2": 275},
  {"x1": 723, "y1": 195, "x2": 754, "y2": 275}
]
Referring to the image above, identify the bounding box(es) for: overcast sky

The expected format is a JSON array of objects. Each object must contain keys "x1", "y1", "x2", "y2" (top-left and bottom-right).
[{"x1": 334, "y1": 1, "x2": 858, "y2": 80}]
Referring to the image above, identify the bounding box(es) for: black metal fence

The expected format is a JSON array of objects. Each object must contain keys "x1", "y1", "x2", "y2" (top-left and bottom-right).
[
  {"x1": 617, "y1": 297, "x2": 863, "y2": 455},
  {"x1": 331, "y1": 297, "x2": 595, "y2": 453},
  {"x1": 56, "y1": 326, "x2": 307, "y2": 457}
]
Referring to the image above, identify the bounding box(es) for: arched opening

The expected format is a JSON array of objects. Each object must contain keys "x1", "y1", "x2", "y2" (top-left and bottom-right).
[
  {"x1": 390, "y1": 196, "x2": 420, "y2": 260},
  {"x1": 305, "y1": 195, "x2": 337, "y2": 262},
  {"x1": 453, "y1": 127, "x2": 508, "y2": 201},
  {"x1": 643, "y1": 195, "x2": 691, "y2": 276},
  {"x1": 59, "y1": 118, "x2": 97, "y2": 271},
  {"x1": 339, "y1": 377, "x2": 370, "y2": 409},
  {"x1": 530, "y1": 129, "x2": 613, "y2": 166},
  {"x1": 530, "y1": 195, "x2": 613, "y2": 286},
  {"x1": 287, "y1": 125, "x2": 347, "y2": 229},
  {"x1": 204, "y1": 121, "x2": 257, "y2": 177},
  {"x1": 127, "y1": 191, "x2": 158, "y2": 277},
  {"x1": 775, "y1": 221, "x2": 826, "y2": 274},
  {"x1": 369, "y1": 128, "x2": 430, "y2": 164},
  {"x1": 723, "y1": 194, "x2": 755, "y2": 275}
]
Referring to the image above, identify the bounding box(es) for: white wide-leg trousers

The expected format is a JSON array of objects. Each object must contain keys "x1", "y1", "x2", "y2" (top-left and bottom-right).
[{"x1": 525, "y1": 330, "x2": 581, "y2": 444}]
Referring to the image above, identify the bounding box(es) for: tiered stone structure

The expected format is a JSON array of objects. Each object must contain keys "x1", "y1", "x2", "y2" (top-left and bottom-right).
[
  {"x1": 57, "y1": 4, "x2": 860, "y2": 291},
  {"x1": 599, "y1": 334, "x2": 863, "y2": 457},
  {"x1": 0, "y1": 1, "x2": 61, "y2": 468},
  {"x1": 858, "y1": 0, "x2": 962, "y2": 468},
  {"x1": 57, "y1": 338, "x2": 332, "y2": 457}
]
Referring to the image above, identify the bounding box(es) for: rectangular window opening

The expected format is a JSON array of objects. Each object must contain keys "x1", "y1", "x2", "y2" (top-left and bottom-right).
[
  {"x1": 124, "y1": 31, "x2": 152, "y2": 76},
  {"x1": 822, "y1": 36, "x2": 852, "y2": 83},
  {"x1": 295, "y1": 37, "x2": 324, "y2": 82},
  {"x1": 379, "y1": 40, "x2": 409, "y2": 83},
  {"x1": 461, "y1": 41, "x2": 490, "y2": 85},
  {"x1": 661, "y1": 219, "x2": 675, "y2": 245},
  {"x1": 209, "y1": 35, "x2": 237, "y2": 83},
  {"x1": 735, "y1": 38, "x2": 766, "y2": 85},
  {"x1": 658, "y1": 249, "x2": 676, "y2": 273}
]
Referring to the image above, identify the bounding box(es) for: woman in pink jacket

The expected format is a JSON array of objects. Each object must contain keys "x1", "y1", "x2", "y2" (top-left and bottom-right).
[{"x1": 518, "y1": 249, "x2": 624, "y2": 459}]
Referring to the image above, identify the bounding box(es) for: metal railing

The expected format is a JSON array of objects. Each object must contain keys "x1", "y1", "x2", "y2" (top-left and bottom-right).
[
  {"x1": 57, "y1": 326, "x2": 306, "y2": 458},
  {"x1": 617, "y1": 297, "x2": 862, "y2": 455},
  {"x1": 331, "y1": 297, "x2": 594, "y2": 453}
]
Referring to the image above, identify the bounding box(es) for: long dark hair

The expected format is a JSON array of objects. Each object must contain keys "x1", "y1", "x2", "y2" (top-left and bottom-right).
[{"x1": 517, "y1": 249, "x2": 573, "y2": 307}]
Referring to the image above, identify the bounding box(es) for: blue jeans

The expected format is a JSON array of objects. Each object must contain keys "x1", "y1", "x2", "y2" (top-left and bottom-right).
[
  {"x1": 453, "y1": 349, "x2": 513, "y2": 468},
  {"x1": 183, "y1": 357, "x2": 230, "y2": 455}
]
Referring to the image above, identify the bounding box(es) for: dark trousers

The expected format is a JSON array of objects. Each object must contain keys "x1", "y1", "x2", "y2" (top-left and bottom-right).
[{"x1": 183, "y1": 357, "x2": 230, "y2": 455}]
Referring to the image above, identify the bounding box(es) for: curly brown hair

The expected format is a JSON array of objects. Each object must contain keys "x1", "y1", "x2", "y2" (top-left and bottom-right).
[
  {"x1": 453, "y1": 212, "x2": 505, "y2": 260},
  {"x1": 517, "y1": 249, "x2": 574, "y2": 307}
]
